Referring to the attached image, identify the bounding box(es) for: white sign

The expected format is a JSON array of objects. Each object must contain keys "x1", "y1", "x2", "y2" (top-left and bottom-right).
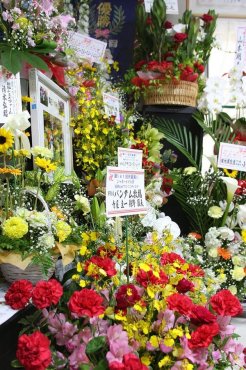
[
  {"x1": 106, "y1": 167, "x2": 147, "y2": 217},
  {"x1": 144, "y1": 0, "x2": 178, "y2": 14},
  {"x1": 103, "y1": 92, "x2": 120, "y2": 123},
  {"x1": 118, "y1": 148, "x2": 143, "y2": 170},
  {"x1": 0, "y1": 71, "x2": 22, "y2": 123},
  {"x1": 235, "y1": 26, "x2": 246, "y2": 67},
  {"x1": 68, "y1": 32, "x2": 107, "y2": 64},
  {"x1": 218, "y1": 142, "x2": 246, "y2": 172},
  {"x1": 198, "y1": 0, "x2": 246, "y2": 6}
]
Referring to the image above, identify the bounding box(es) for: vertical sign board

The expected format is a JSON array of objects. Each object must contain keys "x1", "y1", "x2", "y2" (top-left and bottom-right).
[
  {"x1": 106, "y1": 167, "x2": 147, "y2": 217},
  {"x1": 0, "y1": 72, "x2": 22, "y2": 123},
  {"x1": 235, "y1": 26, "x2": 246, "y2": 68},
  {"x1": 103, "y1": 93, "x2": 121, "y2": 123}
]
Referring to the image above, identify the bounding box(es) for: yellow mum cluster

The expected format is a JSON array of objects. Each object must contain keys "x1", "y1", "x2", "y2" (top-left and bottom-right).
[{"x1": 3, "y1": 216, "x2": 28, "y2": 239}]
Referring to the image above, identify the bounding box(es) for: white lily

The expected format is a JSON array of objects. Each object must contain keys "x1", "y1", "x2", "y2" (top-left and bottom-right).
[{"x1": 220, "y1": 177, "x2": 238, "y2": 226}]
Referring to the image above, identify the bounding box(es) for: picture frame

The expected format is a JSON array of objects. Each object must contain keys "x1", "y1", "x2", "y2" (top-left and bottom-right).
[
  {"x1": 187, "y1": 0, "x2": 246, "y2": 18},
  {"x1": 29, "y1": 69, "x2": 73, "y2": 175}
]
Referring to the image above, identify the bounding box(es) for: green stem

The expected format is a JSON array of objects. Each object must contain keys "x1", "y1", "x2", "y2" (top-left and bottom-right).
[
  {"x1": 34, "y1": 172, "x2": 43, "y2": 210},
  {"x1": 220, "y1": 202, "x2": 230, "y2": 227}
]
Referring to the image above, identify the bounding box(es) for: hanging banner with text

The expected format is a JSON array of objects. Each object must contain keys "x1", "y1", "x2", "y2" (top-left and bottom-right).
[
  {"x1": 235, "y1": 26, "x2": 246, "y2": 67},
  {"x1": 118, "y1": 148, "x2": 143, "y2": 169},
  {"x1": 218, "y1": 142, "x2": 246, "y2": 172},
  {"x1": 0, "y1": 72, "x2": 22, "y2": 123},
  {"x1": 106, "y1": 167, "x2": 147, "y2": 217},
  {"x1": 103, "y1": 92, "x2": 120, "y2": 123}
]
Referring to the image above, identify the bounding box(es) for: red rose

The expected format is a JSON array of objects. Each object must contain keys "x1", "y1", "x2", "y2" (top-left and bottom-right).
[
  {"x1": 164, "y1": 20, "x2": 173, "y2": 29},
  {"x1": 85, "y1": 256, "x2": 117, "y2": 278},
  {"x1": 176, "y1": 278, "x2": 194, "y2": 294},
  {"x1": 200, "y1": 13, "x2": 214, "y2": 23},
  {"x1": 167, "y1": 293, "x2": 194, "y2": 315},
  {"x1": 188, "y1": 322, "x2": 219, "y2": 349},
  {"x1": 209, "y1": 289, "x2": 243, "y2": 317},
  {"x1": 32, "y1": 279, "x2": 63, "y2": 309},
  {"x1": 68, "y1": 288, "x2": 105, "y2": 318},
  {"x1": 174, "y1": 32, "x2": 187, "y2": 43},
  {"x1": 5, "y1": 279, "x2": 33, "y2": 309},
  {"x1": 115, "y1": 284, "x2": 141, "y2": 309},
  {"x1": 189, "y1": 305, "x2": 217, "y2": 326},
  {"x1": 16, "y1": 331, "x2": 51, "y2": 370},
  {"x1": 160, "y1": 252, "x2": 185, "y2": 266}
]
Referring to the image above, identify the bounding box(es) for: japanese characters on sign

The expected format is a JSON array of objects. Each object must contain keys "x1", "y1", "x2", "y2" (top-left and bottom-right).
[
  {"x1": 144, "y1": 0, "x2": 178, "y2": 14},
  {"x1": 218, "y1": 142, "x2": 246, "y2": 172},
  {"x1": 68, "y1": 32, "x2": 107, "y2": 64},
  {"x1": 0, "y1": 71, "x2": 22, "y2": 123},
  {"x1": 97, "y1": 2, "x2": 112, "y2": 28},
  {"x1": 106, "y1": 167, "x2": 147, "y2": 217},
  {"x1": 118, "y1": 148, "x2": 143, "y2": 170},
  {"x1": 235, "y1": 26, "x2": 246, "y2": 67},
  {"x1": 102, "y1": 92, "x2": 120, "y2": 123}
]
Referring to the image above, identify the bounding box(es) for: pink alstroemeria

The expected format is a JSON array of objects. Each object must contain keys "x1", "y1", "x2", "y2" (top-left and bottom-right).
[
  {"x1": 69, "y1": 343, "x2": 90, "y2": 369},
  {"x1": 106, "y1": 324, "x2": 132, "y2": 364}
]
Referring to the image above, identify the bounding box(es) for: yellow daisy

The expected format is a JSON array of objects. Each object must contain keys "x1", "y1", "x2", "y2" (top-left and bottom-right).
[
  {"x1": 223, "y1": 168, "x2": 238, "y2": 178},
  {"x1": 0, "y1": 128, "x2": 14, "y2": 153},
  {"x1": 0, "y1": 168, "x2": 22, "y2": 176},
  {"x1": 35, "y1": 157, "x2": 57, "y2": 173}
]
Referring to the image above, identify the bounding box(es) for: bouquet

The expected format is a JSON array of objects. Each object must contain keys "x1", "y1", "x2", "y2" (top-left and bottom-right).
[{"x1": 4, "y1": 227, "x2": 245, "y2": 370}]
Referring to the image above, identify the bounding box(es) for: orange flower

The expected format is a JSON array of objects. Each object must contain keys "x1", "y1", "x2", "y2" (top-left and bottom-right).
[
  {"x1": 0, "y1": 168, "x2": 21, "y2": 176},
  {"x1": 217, "y1": 247, "x2": 231, "y2": 260},
  {"x1": 188, "y1": 232, "x2": 202, "y2": 240}
]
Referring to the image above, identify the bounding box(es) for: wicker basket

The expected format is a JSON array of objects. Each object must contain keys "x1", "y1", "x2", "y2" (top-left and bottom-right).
[
  {"x1": 144, "y1": 80, "x2": 198, "y2": 107},
  {"x1": 0, "y1": 262, "x2": 56, "y2": 285}
]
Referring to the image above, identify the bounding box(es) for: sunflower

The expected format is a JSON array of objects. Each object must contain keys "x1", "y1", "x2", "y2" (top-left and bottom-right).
[
  {"x1": 223, "y1": 168, "x2": 238, "y2": 178},
  {"x1": 0, "y1": 128, "x2": 14, "y2": 153}
]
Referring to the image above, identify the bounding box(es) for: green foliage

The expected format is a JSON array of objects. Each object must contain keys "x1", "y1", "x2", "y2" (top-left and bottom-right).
[
  {"x1": 0, "y1": 234, "x2": 30, "y2": 251},
  {"x1": 91, "y1": 197, "x2": 106, "y2": 229},
  {"x1": 86, "y1": 336, "x2": 108, "y2": 366},
  {"x1": 153, "y1": 117, "x2": 201, "y2": 168}
]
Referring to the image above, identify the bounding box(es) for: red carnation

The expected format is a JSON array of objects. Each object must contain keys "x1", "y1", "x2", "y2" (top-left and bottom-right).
[
  {"x1": 136, "y1": 269, "x2": 168, "y2": 288},
  {"x1": 83, "y1": 80, "x2": 95, "y2": 87},
  {"x1": 188, "y1": 322, "x2": 219, "y2": 349},
  {"x1": 5, "y1": 279, "x2": 33, "y2": 309},
  {"x1": 68, "y1": 288, "x2": 105, "y2": 318},
  {"x1": 109, "y1": 353, "x2": 148, "y2": 370},
  {"x1": 160, "y1": 252, "x2": 185, "y2": 266},
  {"x1": 32, "y1": 279, "x2": 63, "y2": 309},
  {"x1": 209, "y1": 289, "x2": 243, "y2": 317},
  {"x1": 135, "y1": 60, "x2": 147, "y2": 70},
  {"x1": 174, "y1": 32, "x2": 187, "y2": 43},
  {"x1": 189, "y1": 305, "x2": 217, "y2": 326},
  {"x1": 115, "y1": 284, "x2": 141, "y2": 310},
  {"x1": 161, "y1": 176, "x2": 173, "y2": 195},
  {"x1": 201, "y1": 13, "x2": 214, "y2": 23},
  {"x1": 131, "y1": 76, "x2": 149, "y2": 87},
  {"x1": 176, "y1": 278, "x2": 194, "y2": 294},
  {"x1": 85, "y1": 255, "x2": 117, "y2": 278},
  {"x1": 194, "y1": 62, "x2": 205, "y2": 73},
  {"x1": 16, "y1": 331, "x2": 51, "y2": 370},
  {"x1": 164, "y1": 20, "x2": 173, "y2": 29},
  {"x1": 188, "y1": 264, "x2": 205, "y2": 277},
  {"x1": 167, "y1": 293, "x2": 194, "y2": 315},
  {"x1": 236, "y1": 179, "x2": 246, "y2": 195}
]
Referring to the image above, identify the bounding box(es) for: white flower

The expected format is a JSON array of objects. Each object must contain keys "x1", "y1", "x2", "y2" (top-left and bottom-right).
[
  {"x1": 28, "y1": 211, "x2": 49, "y2": 228},
  {"x1": 237, "y1": 204, "x2": 246, "y2": 229},
  {"x1": 218, "y1": 226, "x2": 234, "y2": 241},
  {"x1": 208, "y1": 247, "x2": 218, "y2": 258},
  {"x1": 228, "y1": 285, "x2": 237, "y2": 295},
  {"x1": 31, "y1": 146, "x2": 53, "y2": 159},
  {"x1": 219, "y1": 200, "x2": 234, "y2": 212},
  {"x1": 3, "y1": 111, "x2": 31, "y2": 150},
  {"x1": 232, "y1": 255, "x2": 246, "y2": 267},
  {"x1": 152, "y1": 215, "x2": 180, "y2": 239},
  {"x1": 74, "y1": 195, "x2": 90, "y2": 215},
  {"x1": 231, "y1": 266, "x2": 245, "y2": 281},
  {"x1": 208, "y1": 205, "x2": 223, "y2": 219},
  {"x1": 141, "y1": 203, "x2": 157, "y2": 227},
  {"x1": 220, "y1": 177, "x2": 238, "y2": 203},
  {"x1": 38, "y1": 234, "x2": 55, "y2": 249},
  {"x1": 173, "y1": 23, "x2": 186, "y2": 33},
  {"x1": 15, "y1": 207, "x2": 31, "y2": 219},
  {"x1": 183, "y1": 166, "x2": 197, "y2": 175}
]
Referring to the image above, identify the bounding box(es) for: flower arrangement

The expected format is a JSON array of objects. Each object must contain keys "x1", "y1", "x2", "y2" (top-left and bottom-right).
[
  {"x1": 4, "y1": 227, "x2": 245, "y2": 370},
  {"x1": 124, "y1": 0, "x2": 217, "y2": 99},
  {"x1": 0, "y1": 0, "x2": 75, "y2": 74}
]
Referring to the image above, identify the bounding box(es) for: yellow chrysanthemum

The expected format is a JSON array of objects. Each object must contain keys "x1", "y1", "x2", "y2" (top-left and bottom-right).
[
  {"x1": 3, "y1": 216, "x2": 28, "y2": 239},
  {"x1": 242, "y1": 229, "x2": 246, "y2": 243},
  {"x1": 55, "y1": 220, "x2": 71, "y2": 242},
  {"x1": 35, "y1": 157, "x2": 57, "y2": 173},
  {"x1": 0, "y1": 128, "x2": 14, "y2": 153},
  {"x1": 22, "y1": 96, "x2": 33, "y2": 103},
  {"x1": 0, "y1": 168, "x2": 21, "y2": 176}
]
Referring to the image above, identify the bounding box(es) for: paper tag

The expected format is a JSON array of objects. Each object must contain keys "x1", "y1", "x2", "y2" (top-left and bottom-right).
[
  {"x1": 103, "y1": 92, "x2": 120, "y2": 123},
  {"x1": 144, "y1": 0, "x2": 178, "y2": 14},
  {"x1": 218, "y1": 142, "x2": 246, "y2": 172},
  {"x1": 235, "y1": 26, "x2": 246, "y2": 67},
  {"x1": 118, "y1": 148, "x2": 143, "y2": 170},
  {"x1": 68, "y1": 32, "x2": 107, "y2": 64},
  {"x1": 106, "y1": 167, "x2": 147, "y2": 217},
  {"x1": 0, "y1": 72, "x2": 22, "y2": 123}
]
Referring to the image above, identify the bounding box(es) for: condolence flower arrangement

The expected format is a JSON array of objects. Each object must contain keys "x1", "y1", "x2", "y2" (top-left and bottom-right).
[
  {"x1": 4, "y1": 228, "x2": 245, "y2": 370},
  {"x1": 124, "y1": 0, "x2": 217, "y2": 97},
  {"x1": 0, "y1": 0, "x2": 75, "y2": 74}
]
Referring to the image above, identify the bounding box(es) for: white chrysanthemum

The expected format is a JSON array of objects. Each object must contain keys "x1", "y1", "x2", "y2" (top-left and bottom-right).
[
  {"x1": 28, "y1": 211, "x2": 49, "y2": 228},
  {"x1": 31, "y1": 146, "x2": 53, "y2": 159},
  {"x1": 218, "y1": 226, "x2": 234, "y2": 241},
  {"x1": 15, "y1": 207, "x2": 31, "y2": 219},
  {"x1": 38, "y1": 234, "x2": 55, "y2": 249}
]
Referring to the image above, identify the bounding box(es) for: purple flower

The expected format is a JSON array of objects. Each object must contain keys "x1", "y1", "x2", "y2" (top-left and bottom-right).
[
  {"x1": 69, "y1": 343, "x2": 89, "y2": 369},
  {"x1": 106, "y1": 324, "x2": 132, "y2": 364},
  {"x1": 46, "y1": 312, "x2": 78, "y2": 346}
]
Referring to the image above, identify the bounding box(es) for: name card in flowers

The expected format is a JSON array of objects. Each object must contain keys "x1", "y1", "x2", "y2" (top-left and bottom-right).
[
  {"x1": 236, "y1": 26, "x2": 246, "y2": 67},
  {"x1": 106, "y1": 167, "x2": 147, "y2": 217},
  {"x1": 103, "y1": 92, "x2": 120, "y2": 123},
  {"x1": 118, "y1": 148, "x2": 143, "y2": 170},
  {"x1": 144, "y1": 0, "x2": 178, "y2": 14},
  {"x1": 68, "y1": 32, "x2": 107, "y2": 64},
  {"x1": 218, "y1": 142, "x2": 246, "y2": 172},
  {"x1": 0, "y1": 71, "x2": 22, "y2": 123}
]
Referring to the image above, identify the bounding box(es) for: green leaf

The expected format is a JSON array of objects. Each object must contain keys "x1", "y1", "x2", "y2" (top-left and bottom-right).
[
  {"x1": 91, "y1": 197, "x2": 100, "y2": 226},
  {"x1": 20, "y1": 52, "x2": 49, "y2": 71},
  {"x1": 79, "y1": 365, "x2": 91, "y2": 370},
  {"x1": 11, "y1": 359, "x2": 22, "y2": 368},
  {"x1": 94, "y1": 359, "x2": 109, "y2": 370},
  {"x1": 86, "y1": 336, "x2": 107, "y2": 355},
  {"x1": 0, "y1": 47, "x2": 22, "y2": 74}
]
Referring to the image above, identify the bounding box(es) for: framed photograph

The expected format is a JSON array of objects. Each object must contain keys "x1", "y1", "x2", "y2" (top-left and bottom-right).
[
  {"x1": 29, "y1": 69, "x2": 73, "y2": 175},
  {"x1": 187, "y1": 0, "x2": 246, "y2": 18}
]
